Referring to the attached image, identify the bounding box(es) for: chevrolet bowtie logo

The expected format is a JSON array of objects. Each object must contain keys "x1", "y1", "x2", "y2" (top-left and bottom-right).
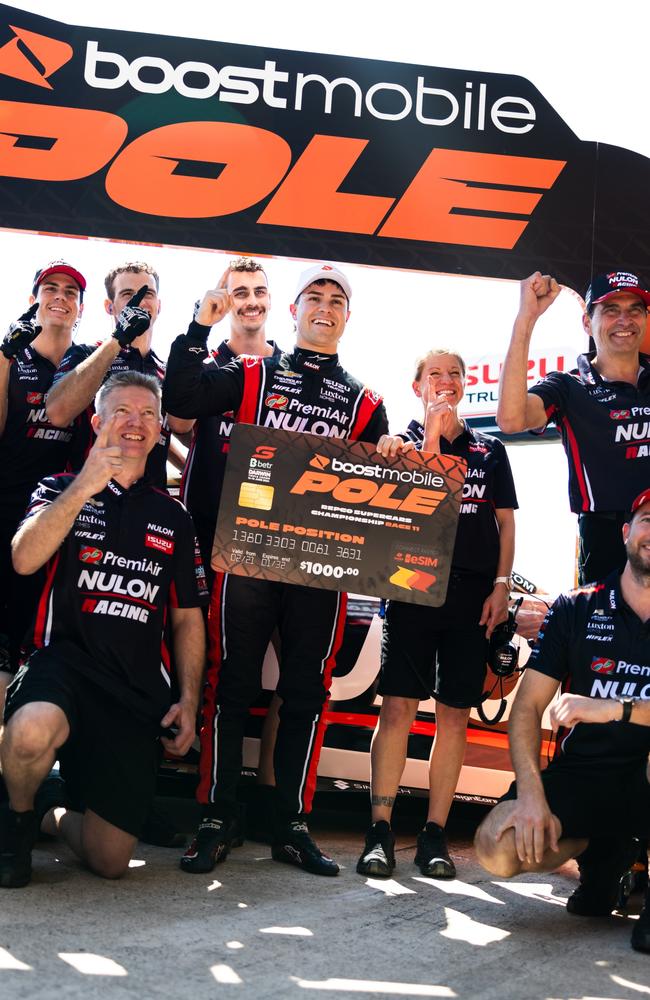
[{"x1": 0, "y1": 24, "x2": 73, "y2": 89}]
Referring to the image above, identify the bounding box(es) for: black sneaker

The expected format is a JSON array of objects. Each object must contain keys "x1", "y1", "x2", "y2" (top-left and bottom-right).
[
  {"x1": 567, "y1": 836, "x2": 638, "y2": 917},
  {"x1": 272, "y1": 820, "x2": 339, "y2": 876},
  {"x1": 631, "y1": 889, "x2": 650, "y2": 953},
  {"x1": 356, "y1": 821, "x2": 396, "y2": 878},
  {"x1": 414, "y1": 822, "x2": 456, "y2": 879},
  {"x1": 0, "y1": 805, "x2": 37, "y2": 888},
  {"x1": 180, "y1": 816, "x2": 238, "y2": 874}
]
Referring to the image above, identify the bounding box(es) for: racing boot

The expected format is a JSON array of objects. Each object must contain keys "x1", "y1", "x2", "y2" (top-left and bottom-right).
[
  {"x1": 356, "y1": 820, "x2": 396, "y2": 878},
  {"x1": 0, "y1": 804, "x2": 37, "y2": 888},
  {"x1": 180, "y1": 814, "x2": 239, "y2": 874},
  {"x1": 567, "y1": 836, "x2": 638, "y2": 916},
  {"x1": 415, "y1": 821, "x2": 456, "y2": 879},
  {"x1": 272, "y1": 816, "x2": 339, "y2": 876}
]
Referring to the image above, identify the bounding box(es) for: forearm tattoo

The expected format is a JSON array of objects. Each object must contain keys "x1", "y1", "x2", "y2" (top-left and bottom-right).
[{"x1": 371, "y1": 795, "x2": 395, "y2": 806}]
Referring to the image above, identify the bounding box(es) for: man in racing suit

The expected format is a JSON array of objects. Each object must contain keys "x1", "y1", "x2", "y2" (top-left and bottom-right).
[
  {"x1": 0, "y1": 261, "x2": 86, "y2": 691},
  {"x1": 0, "y1": 371, "x2": 207, "y2": 887},
  {"x1": 475, "y1": 488, "x2": 650, "y2": 953},
  {"x1": 163, "y1": 264, "x2": 389, "y2": 876}
]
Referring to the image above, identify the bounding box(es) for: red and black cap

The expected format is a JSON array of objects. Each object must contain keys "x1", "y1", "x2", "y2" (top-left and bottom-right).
[
  {"x1": 631, "y1": 489, "x2": 650, "y2": 516},
  {"x1": 585, "y1": 271, "x2": 650, "y2": 311},
  {"x1": 32, "y1": 260, "x2": 86, "y2": 296}
]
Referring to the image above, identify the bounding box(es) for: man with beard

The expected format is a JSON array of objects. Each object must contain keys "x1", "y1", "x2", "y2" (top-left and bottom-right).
[{"x1": 474, "y1": 488, "x2": 650, "y2": 953}]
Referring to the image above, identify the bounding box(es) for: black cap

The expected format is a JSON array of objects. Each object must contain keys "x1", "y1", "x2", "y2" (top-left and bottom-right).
[{"x1": 585, "y1": 271, "x2": 650, "y2": 311}]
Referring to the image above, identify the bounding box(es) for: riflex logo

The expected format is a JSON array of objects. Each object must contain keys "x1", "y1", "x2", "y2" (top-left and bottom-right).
[{"x1": 0, "y1": 24, "x2": 72, "y2": 89}]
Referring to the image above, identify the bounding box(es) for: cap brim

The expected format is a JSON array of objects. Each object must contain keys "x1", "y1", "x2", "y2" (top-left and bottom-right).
[
  {"x1": 593, "y1": 288, "x2": 650, "y2": 307},
  {"x1": 34, "y1": 264, "x2": 86, "y2": 292}
]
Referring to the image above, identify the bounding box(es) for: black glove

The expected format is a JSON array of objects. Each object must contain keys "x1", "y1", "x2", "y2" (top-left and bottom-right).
[
  {"x1": 1, "y1": 304, "x2": 41, "y2": 360},
  {"x1": 112, "y1": 286, "x2": 151, "y2": 347}
]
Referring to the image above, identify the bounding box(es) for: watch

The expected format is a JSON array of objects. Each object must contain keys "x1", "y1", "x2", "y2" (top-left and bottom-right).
[
  {"x1": 617, "y1": 696, "x2": 636, "y2": 723},
  {"x1": 494, "y1": 576, "x2": 512, "y2": 589}
]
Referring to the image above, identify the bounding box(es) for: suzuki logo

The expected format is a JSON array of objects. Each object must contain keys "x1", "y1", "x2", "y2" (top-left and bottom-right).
[{"x1": 0, "y1": 25, "x2": 72, "y2": 89}]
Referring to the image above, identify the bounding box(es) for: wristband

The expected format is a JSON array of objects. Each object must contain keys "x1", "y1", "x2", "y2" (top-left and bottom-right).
[
  {"x1": 618, "y1": 696, "x2": 636, "y2": 723},
  {"x1": 494, "y1": 576, "x2": 511, "y2": 589}
]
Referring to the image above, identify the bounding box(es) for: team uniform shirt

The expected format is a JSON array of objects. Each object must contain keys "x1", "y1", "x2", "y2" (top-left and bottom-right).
[
  {"x1": 163, "y1": 322, "x2": 389, "y2": 446},
  {"x1": 53, "y1": 343, "x2": 171, "y2": 489},
  {"x1": 528, "y1": 352, "x2": 650, "y2": 513},
  {"x1": 403, "y1": 419, "x2": 518, "y2": 578},
  {"x1": 0, "y1": 346, "x2": 80, "y2": 524},
  {"x1": 529, "y1": 572, "x2": 650, "y2": 767},
  {"x1": 20, "y1": 473, "x2": 208, "y2": 723},
  {"x1": 179, "y1": 339, "x2": 280, "y2": 565}
]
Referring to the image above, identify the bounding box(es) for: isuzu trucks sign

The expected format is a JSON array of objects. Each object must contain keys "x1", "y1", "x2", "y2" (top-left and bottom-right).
[{"x1": 1, "y1": 6, "x2": 649, "y2": 286}]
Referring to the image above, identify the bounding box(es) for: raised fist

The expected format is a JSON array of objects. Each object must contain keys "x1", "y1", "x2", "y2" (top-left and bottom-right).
[
  {"x1": 113, "y1": 286, "x2": 151, "y2": 347},
  {"x1": 1, "y1": 304, "x2": 41, "y2": 360}
]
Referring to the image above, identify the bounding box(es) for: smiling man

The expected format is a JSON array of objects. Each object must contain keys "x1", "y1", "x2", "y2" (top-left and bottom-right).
[
  {"x1": 497, "y1": 270, "x2": 650, "y2": 586},
  {"x1": 0, "y1": 262, "x2": 86, "y2": 687},
  {"x1": 0, "y1": 372, "x2": 207, "y2": 887},
  {"x1": 163, "y1": 263, "x2": 389, "y2": 878}
]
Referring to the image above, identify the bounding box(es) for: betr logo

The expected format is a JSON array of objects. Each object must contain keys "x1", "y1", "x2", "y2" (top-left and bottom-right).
[{"x1": 0, "y1": 24, "x2": 72, "y2": 89}]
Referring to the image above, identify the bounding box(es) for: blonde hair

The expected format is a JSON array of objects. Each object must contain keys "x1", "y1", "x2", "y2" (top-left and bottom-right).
[{"x1": 413, "y1": 349, "x2": 466, "y2": 382}]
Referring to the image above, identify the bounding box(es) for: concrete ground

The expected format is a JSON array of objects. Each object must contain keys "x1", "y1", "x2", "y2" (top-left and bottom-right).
[{"x1": 0, "y1": 796, "x2": 648, "y2": 1000}]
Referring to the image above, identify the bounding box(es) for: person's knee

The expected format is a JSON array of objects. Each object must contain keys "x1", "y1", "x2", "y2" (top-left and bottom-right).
[
  {"x1": 474, "y1": 815, "x2": 521, "y2": 878},
  {"x1": 435, "y1": 702, "x2": 471, "y2": 735},
  {"x1": 378, "y1": 696, "x2": 417, "y2": 731},
  {"x1": 3, "y1": 712, "x2": 58, "y2": 763},
  {"x1": 87, "y1": 853, "x2": 130, "y2": 880}
]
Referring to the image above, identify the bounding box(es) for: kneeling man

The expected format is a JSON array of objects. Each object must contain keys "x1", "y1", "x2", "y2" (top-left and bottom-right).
[
  {"x1": 0, "y1": 372, "x2": 207, "y2": 886},
  {"x1": 475, "y1": 489, "x2": 650, "y2": 953}
]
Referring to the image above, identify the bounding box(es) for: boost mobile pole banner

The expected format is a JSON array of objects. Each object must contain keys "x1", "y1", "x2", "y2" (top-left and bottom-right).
[
  {"x1": 212, "y1": 426, "x2": 467, "y2": 607},
  {"x1": 1, "y1": 7, "x2": 650, "y2": 286}
]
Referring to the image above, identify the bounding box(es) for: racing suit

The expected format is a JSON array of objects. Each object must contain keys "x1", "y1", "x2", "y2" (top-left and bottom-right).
[
  {"x1": 0, "y1": 346, "x2": 81, "y2": 672},
  {"x1": 163, "y1": 321, "x2": 389, "y2": 819}
]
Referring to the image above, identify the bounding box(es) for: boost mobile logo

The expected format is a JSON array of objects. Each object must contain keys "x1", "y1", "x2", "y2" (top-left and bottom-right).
[{"x1": 0, "y1": 25, "x2": 72, "y2": 89}]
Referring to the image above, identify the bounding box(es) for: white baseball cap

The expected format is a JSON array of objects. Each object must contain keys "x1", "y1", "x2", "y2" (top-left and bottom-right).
[{"x1": 294, "y1": 264, "x2": 352, "y2": 303}]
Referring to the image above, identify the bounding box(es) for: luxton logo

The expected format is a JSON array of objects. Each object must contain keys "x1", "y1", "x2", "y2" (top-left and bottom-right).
[
  {"x1": 310, "y1": 454, "x2": 330, "y2": 470},
  {"x1": 590, "y1": 656, "x2": 616, "y2": 674},
  {"x1": 610, "y1": 409, "x2": 631, "y2": 420},
  {"x1": 0, "y1": 25, "x2": 73, "y2": 89},
  {"x1": 265, "y1": 393, "x2": 288, "y2": 410},
  {"x1": 79, "y1": 546, "x2": 103, "y2": 564}
]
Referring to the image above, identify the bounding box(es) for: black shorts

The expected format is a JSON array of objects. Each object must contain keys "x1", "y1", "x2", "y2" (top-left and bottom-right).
[
  {"x1": 378, "y1": 572, "x2": 492, "y2": 709},
  {"x1": 4, "y1": 649, "x2": 161, "y2": 837},
  {"x1": 501, "y1": 757, "x2": 650, "y2": 838}
]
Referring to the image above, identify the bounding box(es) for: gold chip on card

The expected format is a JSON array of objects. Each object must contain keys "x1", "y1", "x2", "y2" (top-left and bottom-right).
[{"x1": 238, "y1": 482, "x2": 274, "y2": 510}]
